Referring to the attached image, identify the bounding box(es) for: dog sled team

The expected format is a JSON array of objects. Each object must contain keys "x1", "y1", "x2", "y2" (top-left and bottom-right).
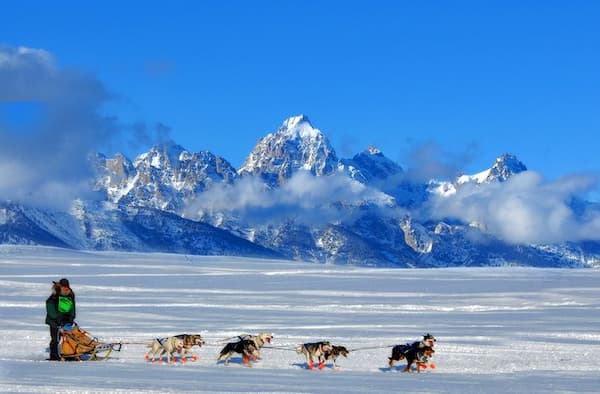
[
  {"x1": 46, "y1": 278, "x2": 437, "y2": 372},
  {"x1": 143, "y1": 331, "x2": 436, "y2": 373}
]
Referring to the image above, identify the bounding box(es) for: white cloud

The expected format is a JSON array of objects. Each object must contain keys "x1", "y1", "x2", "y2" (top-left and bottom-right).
[
  {"x1": 0, "y1": 45, "x2": 119, "y2": 209},
  {"x1": 185, "y1": 171, "x2": 395, "y2": 225},
  {"x1": 429, "y1": 171, "x2": 600, "y2": 244}
]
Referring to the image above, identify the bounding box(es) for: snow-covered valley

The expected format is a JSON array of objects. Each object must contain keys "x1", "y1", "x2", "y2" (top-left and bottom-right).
[{"x1": 1, "y1": 246, "x2": 599, "y2": 393}]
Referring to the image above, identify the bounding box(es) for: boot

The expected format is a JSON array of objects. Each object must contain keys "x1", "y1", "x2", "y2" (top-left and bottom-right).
[
  {"x1": 47, "y1": 353, "x2": 60, "y2": 361},
  {"x1": 48, "y1": 343, "x2": 60, "y2": 361}
]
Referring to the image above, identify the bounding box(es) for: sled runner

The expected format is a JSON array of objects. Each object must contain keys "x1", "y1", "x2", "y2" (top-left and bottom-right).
[{"x1": 57, "y1": 322, "x2": 122, "y2": 361}]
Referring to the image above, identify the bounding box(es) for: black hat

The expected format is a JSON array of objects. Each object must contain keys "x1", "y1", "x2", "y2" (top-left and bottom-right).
[{"x1": 58, "y1": 278, "x2": 70, "y2": 287}]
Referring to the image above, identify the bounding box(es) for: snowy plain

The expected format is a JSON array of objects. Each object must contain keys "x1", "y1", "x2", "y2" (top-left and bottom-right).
[{"x1": 1, "y1": 246, "x2": 599, "y2": 393}]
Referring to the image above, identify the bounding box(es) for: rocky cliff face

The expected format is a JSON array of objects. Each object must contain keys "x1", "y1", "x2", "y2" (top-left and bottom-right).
[
  {"x1": 94, "y1": 141, "x2": 237, "y2": 213},
  {"x1": 238, "y1": 115, "x2": 339, "y2": 186}
]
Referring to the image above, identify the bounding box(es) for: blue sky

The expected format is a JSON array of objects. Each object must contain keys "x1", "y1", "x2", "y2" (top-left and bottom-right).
[{"x1": 2, "y1": 1, "x2": 599, "y2": 184}]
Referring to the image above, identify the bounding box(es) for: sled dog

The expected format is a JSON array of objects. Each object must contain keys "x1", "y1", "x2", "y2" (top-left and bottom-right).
[
  {"x1": 322, "y1": 345, "x2": 350, "y2": 369},
  {"x1": 296, "y1": 341, "x2": 333, "y2": 370},
  {"x1": 145, "y1": 337, "x2": 184, "y2": 363},
  {"x1": 217, "y1": 339, "x2": 258, "y2": 366}
]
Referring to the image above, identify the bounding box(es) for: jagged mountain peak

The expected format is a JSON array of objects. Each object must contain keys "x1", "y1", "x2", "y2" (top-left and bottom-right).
[
  {"x1": 239, "y1": 115, "x2": 338, "y2": 185},
  {"x1": 366, "y1": 145, "x2": 382, "y2": 156},
  {"x1": 136, "y1": 140, "x2": 186, "y2": 168},
  {"x1": 152, "y1": 139, "x2": 185, "y2": 151},
  {"x1": 457, "y1": 153, "x2": 527, "y2": 185},
  {"x1": 340, "y1": 146, "x2": 403, "y2": 184},
  {"x1": 353, "y1": 146, "x2": 393, "y2": 162},
  {"x1": 93, "y1": 141, "x2": 237, "y2": 211},
  {"x1": 490, "y1": 153, "x2": 527, "y2": 182},
  {"x1": 274, "y1": 114, "x2": 324, "y2": 142},
  {"x1": 280, "y1": 114, "x2": 313, "y2": 131}
]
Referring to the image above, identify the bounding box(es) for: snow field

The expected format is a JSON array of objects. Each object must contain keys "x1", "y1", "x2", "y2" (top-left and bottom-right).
[{"x1": 1, "y1": 246, "x2": 600, "y2": 393}]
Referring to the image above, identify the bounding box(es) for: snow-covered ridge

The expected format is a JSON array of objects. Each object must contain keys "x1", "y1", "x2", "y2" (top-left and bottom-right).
[
  {"x1": 456, "y1": 153, "x2": 527, "y2": 185},
  {"x1": 457, "y1": 169, "x2": 492, "y2": 185},
  {"x1": 430, "y1": 153, "x2": 528, "y2": 196}
]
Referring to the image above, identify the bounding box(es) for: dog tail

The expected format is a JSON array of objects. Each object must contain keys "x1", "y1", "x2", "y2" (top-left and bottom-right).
[
  {"x1": 146, "y1": 340, "x2": 157, "y2": 349},
  {"x1": 295, "y1": 344, "x2": 304, "y2": 354}
]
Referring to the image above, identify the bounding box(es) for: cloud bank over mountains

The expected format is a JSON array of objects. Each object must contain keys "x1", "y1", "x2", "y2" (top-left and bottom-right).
[
  {"x1": 429, "y1": 171, "x2": 600, "y2": 244},
  {"x1": 185, "y1": 170, "x2": 396, "y2": 226}
]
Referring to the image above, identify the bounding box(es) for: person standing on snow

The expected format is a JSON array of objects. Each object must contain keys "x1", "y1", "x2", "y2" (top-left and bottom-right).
[{"x1": 45, "y1": 278, "x2": 76, "y2": 360}]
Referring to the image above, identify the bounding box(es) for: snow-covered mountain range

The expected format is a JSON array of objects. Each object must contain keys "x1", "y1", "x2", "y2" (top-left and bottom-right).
[{"x1": 1, "y1": 115, "x2": 599, "y2": 267}]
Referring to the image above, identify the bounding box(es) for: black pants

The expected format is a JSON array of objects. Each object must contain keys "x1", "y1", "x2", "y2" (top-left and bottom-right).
[{"x1": 49, "y1": 324, "x2": 60, "y2": 358}]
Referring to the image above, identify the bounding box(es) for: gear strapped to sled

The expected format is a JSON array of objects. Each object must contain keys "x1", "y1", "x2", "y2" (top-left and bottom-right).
[{"x1": 58, "y1": 323, "x2": 122, "y2": 361}]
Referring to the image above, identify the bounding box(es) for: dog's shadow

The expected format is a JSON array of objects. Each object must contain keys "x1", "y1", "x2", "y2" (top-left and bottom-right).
[
  {"x1": 292, "y1": 362, "x2": 339, "y2": 370},
  {"x1": 292, "y1": 362, "x2": 309, "y2": 369},
  {"x1": 379, "y1": 365, "x2": 406, "y2": 373},
  {"x1": 217, "y1": 357, "x2": 249, "y2": 366}
]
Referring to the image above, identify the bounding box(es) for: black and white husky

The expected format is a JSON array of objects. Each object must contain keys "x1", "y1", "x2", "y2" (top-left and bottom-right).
[
  {"x1": 323, "y1": 345, "x2": 350, "y2": 369},
  {"x1": 216, "y1": 339, "x2": 258, "y2": 366}
]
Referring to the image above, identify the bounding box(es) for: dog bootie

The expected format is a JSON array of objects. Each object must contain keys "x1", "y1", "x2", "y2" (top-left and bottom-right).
[{"x1": 318, "y1": 362, "x2": 325, "y2": 370}]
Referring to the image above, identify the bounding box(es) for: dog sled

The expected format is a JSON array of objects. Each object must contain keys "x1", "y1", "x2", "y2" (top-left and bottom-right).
[{"x1": 57, "y1": 322, "x2": 122, "y2": 361}]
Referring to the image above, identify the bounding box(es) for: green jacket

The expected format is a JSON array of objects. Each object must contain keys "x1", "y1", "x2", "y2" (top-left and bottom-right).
[{"x1": 45, "y1": 291, "x2": 76, "y2": 326}]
